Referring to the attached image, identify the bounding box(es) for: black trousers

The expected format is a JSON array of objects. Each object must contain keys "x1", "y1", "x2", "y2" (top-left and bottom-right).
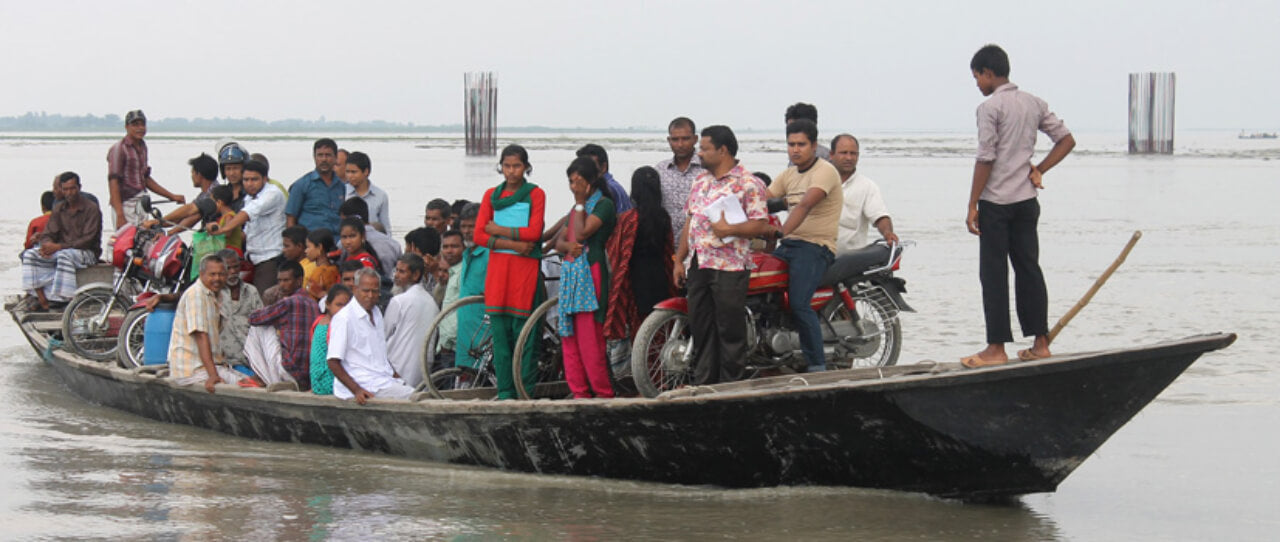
[
  {"x1": 686, "y1": 261, "x2": 749, "y2": 385},
  {"x1": 978, "y1": 198, "x2": 1049, "y2": 344}
]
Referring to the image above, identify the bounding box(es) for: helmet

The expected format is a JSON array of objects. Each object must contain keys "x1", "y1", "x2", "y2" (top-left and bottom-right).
[
  {"x1": 217, "y1": 142, "x2": 249, "y2": 179},
  {"x1": 218, "y1": 142, "x2": 249, "y2": 165}
]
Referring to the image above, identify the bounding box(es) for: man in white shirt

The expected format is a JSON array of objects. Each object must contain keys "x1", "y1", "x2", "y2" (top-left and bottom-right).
[
  {"x1": 831, "y1": 134, "x2": 898, "y2": 255},
  {"x1": 384, "y1": 254, "x2": 439, "y2": 388},
  {"x1": 212, "y1": 159, "x2": 287, "y2": 292},
  {"x1": 327, "y1": 268, "x2": 415, "y2": 404}
]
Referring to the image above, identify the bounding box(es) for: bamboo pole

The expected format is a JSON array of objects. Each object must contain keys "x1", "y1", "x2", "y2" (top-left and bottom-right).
[{"x1": 1048, "y1": 230, "x2": 1143, "y2": 343}]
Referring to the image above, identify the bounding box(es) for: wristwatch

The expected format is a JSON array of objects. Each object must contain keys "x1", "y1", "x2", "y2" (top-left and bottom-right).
[{"x1": 573, "y1": 204, "x2": 585, "y2": 212}]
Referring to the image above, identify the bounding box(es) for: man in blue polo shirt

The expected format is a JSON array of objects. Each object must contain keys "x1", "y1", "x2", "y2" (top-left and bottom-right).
[{"x1": 286, "y1": 138, "x2": 345, "y2": 233}]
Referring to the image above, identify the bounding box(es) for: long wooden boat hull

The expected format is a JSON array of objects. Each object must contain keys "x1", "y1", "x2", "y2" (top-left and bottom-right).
[{"x1": 7, "y1": 302, "x2": 1235, "y2": 499}]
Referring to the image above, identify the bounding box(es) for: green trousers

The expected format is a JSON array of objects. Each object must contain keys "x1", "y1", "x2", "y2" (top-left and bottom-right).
[{"x1": 491, "y1": 313, "x2": 539, "y2": 399}]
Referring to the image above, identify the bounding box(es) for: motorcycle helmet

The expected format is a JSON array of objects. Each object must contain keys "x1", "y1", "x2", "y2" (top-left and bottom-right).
[{"x1": 217, "y1": 141, "x2": 249, "y2": 179}]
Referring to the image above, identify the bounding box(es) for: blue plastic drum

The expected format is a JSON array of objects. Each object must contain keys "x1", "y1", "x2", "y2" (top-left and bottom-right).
[{"x1": 142, "y1": 306, "x2": 176, "y2": 365}]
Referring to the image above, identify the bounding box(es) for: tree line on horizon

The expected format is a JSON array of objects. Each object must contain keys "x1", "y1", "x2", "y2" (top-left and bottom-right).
[
  {"x1": 0, "y1": 111, "x2": 455, "y2": 132},
  {"x1": 0, "y1": 112, "x2": 656, "y2": 133}
]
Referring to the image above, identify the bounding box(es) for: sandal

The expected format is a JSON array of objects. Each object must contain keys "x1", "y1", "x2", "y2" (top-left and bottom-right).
[
  {"x1": 961, "y1": 355, "x2": 1009, "y2": 369},
  {"x1": 1017, "y1": 349, "x2": 1050, "y2": 362}
]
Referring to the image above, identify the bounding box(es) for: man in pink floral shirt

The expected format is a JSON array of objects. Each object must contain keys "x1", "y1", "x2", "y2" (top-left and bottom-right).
[{"x1": 673, "y1": 125, "x2": 772, "y2": 384}]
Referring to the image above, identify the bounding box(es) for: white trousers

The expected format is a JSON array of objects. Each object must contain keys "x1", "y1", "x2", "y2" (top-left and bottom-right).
[
  {"x1": 172, "y1": 365, "x2": 246, "y2": 387},
  {"x1": 373, "y1": 381, "x2": 415, "y2": 400},
  {"x1": 243, "y1": 325, "x2": 296, "y2": 385}
]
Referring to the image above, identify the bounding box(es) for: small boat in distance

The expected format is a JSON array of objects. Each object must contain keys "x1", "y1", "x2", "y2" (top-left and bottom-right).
[
  {"x1": 5, "y1": 296, "x2": 1236, "y2": 500},
  {"x1": 1238, "y1": 131, "x2": 1278, "y2": 139}
]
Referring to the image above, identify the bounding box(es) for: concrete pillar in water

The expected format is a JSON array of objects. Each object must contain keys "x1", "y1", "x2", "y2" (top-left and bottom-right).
[
  {"x1": 1128, "y1": 72, "x2": 1176, "y2": 154},
  {"x1": 464, "y1": 72, "x2": 498, "y2": 156}
]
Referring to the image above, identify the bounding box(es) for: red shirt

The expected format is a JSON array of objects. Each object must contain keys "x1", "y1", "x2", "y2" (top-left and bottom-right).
[{"x1": 25, "y1": 213, "x2": 51, "y2": 249}]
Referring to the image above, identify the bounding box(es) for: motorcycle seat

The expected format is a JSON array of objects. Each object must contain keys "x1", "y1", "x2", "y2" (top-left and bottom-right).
[{"x1": 819, "y1": 244, "x2": 892, "y2": 286}]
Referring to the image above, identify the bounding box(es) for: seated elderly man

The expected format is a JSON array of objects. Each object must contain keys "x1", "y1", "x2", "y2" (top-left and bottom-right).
[
  {"x1": 243, "y1": 261, "x2": 317, "y2": 388},
  {"x1": 328, "y1": 267, "x2": 414, "y2": 404},
  {"x1": 168, "y1": 255, "x2": 245, "y2": 392},
  {"x1": 217, "y1": 248, "x2": 263, "y2": 367},
  {"x1": 21, "y1": 172, "x2": 103, "y2": 310},
  {"x1": 384, "y1": 253, "x2": 439, "y2": 388}
]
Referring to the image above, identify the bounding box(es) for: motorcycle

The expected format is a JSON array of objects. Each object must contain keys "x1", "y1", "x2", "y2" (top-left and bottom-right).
[
  {"x1": 60, "y1": 197, "x2": 194, "y2": 363},
  {"x1": 629, "y1": 241, "x2": 914, "y2": 398}
]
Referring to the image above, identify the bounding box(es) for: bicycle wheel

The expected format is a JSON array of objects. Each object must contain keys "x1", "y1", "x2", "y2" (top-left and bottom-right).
[
  {"x1": 629, "y1": 309, "x2": 694, "y2": 398},
  {"x1": 61, "y1": 286, "x2": 129, "y2": 361},
  {"x1": 116, "y1": 308, "x2": 149, "y2": 368},
  {"x1": 421, "y1": 295, "x2": 494, "y2": 399},
  {"x1": 511, "y1": 298, "x2": 565, "y2": 400}
]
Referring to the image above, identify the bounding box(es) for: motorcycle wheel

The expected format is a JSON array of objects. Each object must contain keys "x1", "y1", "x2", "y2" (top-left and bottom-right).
[
  {"x1": 60, "y1": 287, "x2": 129, "y2": 362},
  {"x1": 630, "y1": 309, "x2": 694, "y2": 398},
  {"x1": 419, "y1": 295, "x2": 493, "y2": 399},
  {"x1": 826, "y1": 290, "x2": 902, "y2": 369},
  {"x1": 116, "y1": 308, "x2": 149, "y2": 369}
]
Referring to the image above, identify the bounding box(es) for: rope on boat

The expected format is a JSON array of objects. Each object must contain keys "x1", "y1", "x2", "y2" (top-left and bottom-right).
[{"x1": 788, "y1": 376, "x2": 810, "y2": 387}]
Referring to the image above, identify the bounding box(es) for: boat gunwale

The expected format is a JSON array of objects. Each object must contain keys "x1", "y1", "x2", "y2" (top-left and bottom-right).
[{"x1": 9, "y1": 300, "x2": 1237, "y2": 414}]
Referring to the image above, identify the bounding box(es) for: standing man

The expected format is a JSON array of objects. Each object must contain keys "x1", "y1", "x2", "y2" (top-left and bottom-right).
[
  {"x1": 335, "y1": 148, "x2": 349, "y2": 182},
  {"x1": 784, "y1": 103, "x2": 830, "y2": 163},
  {"x1": 286, "y1": 138, "x2": 345, "y2": 234},
  {"x1": 434, "y1": 229, "x2": 466, "y2": 371},
  {"x1": 656, "y1": 117, "x2": 705, "y2": 238},
  {"x1": 106, "y1": 110, "x2": 185, "y2": 227},
  {"x1": 328, "y1": 268, "x2": 416, "y2": 404},
  {"x1": 575, "y1": 144, "x2": 633, "y2": 212},
  {"x1": 21, "y1": 172, "x2": 102, "y2": 310},
  {"x1": 424, "y1": 198, "x2": 453, "y2": 232},
  {"x1": 675, "y1": 126, "x2": 771, "y2": 384},
  {"x1": 343, "y1": 151, "x2": 392, "y2": 235},
  {"x1": 147, "y1": 153, "x2": 221, "y2": 233},
  {"x1": 249, "y1": 152, "x2": 290, "y2": 201},
  {"x1": 384, "y1": 254, "x2": 439, "y2": 388},
  {"x1": 167, "y1": 255, "x2": 244, "y2": 392},
  {"x1": 245, "y1": 261, "x2": 319, "y2": 387},
  {"x1": 963, "y1": 44, "x2": 1075, "y2": 368},
  {"x1": 765, "y1": 119, "x2": 843, "y2": 373},
  {"x1": 831, "y1": 134, "x2": 899, "y2": 256},
  {"x1": 212, "y1": 160, "x2": 287, "y2": 293}
]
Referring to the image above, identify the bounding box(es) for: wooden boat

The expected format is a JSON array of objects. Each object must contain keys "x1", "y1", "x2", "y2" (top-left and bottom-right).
[{"x1": 5, "y1": 297, "x2": 1235, "y2": 499}]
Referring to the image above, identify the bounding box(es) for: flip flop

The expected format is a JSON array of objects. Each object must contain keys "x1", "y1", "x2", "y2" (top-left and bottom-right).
[
  {"x1": 961, "y1": 355, "x2": 1009, "y2": 369},
  {"x1": 1017, "y1": 349, "x2": 1050, "y2": 362}
]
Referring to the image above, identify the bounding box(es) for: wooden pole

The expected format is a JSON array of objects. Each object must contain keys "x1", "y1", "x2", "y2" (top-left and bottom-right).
[{"x1": 1048, "y1": 230, "x2": 1143, "y2": 343}]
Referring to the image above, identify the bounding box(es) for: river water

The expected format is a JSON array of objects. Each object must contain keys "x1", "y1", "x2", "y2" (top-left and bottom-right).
[{"x1": 1, "y1": 131, "x2": 1277, "y2": 540}]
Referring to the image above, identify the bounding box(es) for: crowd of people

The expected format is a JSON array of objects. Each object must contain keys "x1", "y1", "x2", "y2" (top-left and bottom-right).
[{"x1": 20, "y1": 44, "x2": 1074, "y2": 402}]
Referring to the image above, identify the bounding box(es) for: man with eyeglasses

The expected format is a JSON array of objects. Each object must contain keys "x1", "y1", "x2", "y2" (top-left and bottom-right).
[{"x1": 656, "y1": 117, "x2": 705, "y2": 238}]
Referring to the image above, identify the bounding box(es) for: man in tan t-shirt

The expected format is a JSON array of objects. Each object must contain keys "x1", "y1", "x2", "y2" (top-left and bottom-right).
[{"x1": 766, "y1": 119, "x2": 843, "y2": 372}]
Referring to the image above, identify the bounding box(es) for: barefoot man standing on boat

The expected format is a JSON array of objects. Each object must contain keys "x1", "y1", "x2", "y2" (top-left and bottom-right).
[{"x1": 963, "y1": 44, "x2": 1075, "y2": 368}]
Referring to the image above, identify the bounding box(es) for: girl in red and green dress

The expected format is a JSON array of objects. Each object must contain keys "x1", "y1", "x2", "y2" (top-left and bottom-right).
[{"x1": 474, "y1": 144, "x2": 546, "y2": 400}]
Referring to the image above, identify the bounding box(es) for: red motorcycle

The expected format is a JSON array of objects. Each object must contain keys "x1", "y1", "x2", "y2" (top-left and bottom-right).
[
  {"x1": 59, "y1": 198, "x2": 193, "y2": 363},
  {"x1": 629, "y1": 241, "x2": 913, "y2": 398}
]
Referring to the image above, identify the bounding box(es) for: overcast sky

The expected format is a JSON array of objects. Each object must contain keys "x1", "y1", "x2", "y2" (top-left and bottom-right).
[{"x1": 2, "y1": 0, "x2": 1276, "y2": 132}]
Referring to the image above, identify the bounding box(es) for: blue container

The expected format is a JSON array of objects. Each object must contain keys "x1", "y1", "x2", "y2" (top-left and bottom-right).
[{"x1": 142, "y1": 307, "x2": 176, "y2": 365}]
